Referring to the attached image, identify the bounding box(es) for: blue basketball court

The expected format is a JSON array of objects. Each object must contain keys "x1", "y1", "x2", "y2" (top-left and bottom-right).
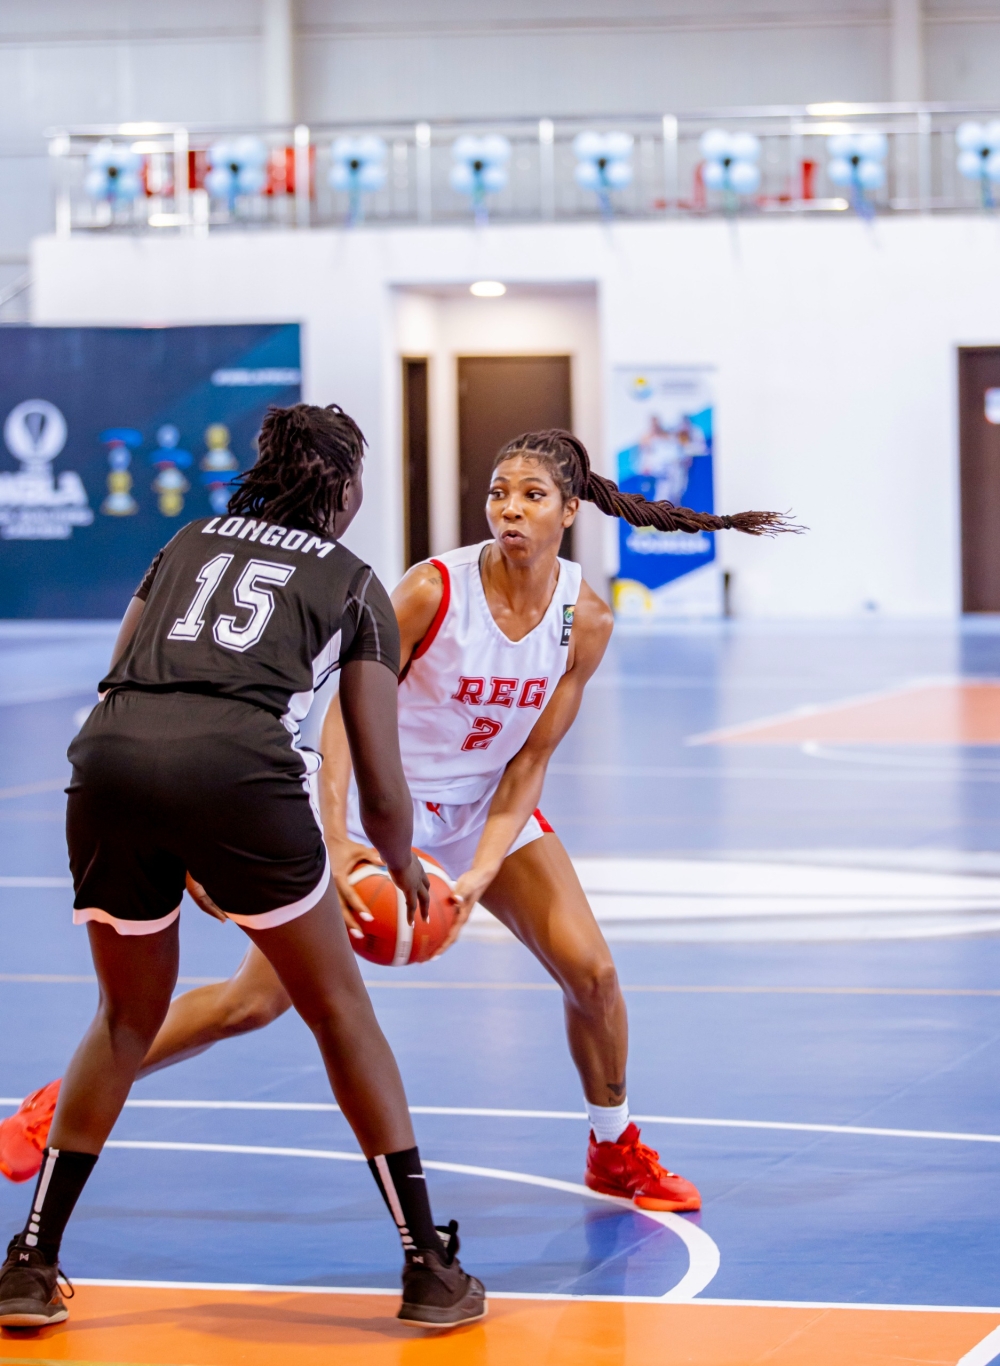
[{"x1": 2, "y1": 621, "x2": 999, "y2": 1363}]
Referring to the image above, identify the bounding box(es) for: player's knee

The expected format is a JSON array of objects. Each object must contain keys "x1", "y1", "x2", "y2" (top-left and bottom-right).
[
  {"x1": 99, "y1": 996, "x2": 169, "y2": 1048},
  {"x1": 566, "y1": 956, "x2": 620, "y2": 1015},
  {"x1": 219, "y1": 983, "x2": 291, "y2": 1036},
  {"x1": 296, "y1": 979, "x2": 373, "y2": 1035}
]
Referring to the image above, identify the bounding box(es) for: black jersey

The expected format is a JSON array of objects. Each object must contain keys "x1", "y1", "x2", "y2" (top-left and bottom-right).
[{"x1": 100, "y1": 513, "x2": 399, "y2": 721}]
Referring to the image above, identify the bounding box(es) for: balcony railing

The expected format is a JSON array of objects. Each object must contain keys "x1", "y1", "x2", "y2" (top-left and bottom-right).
[{"x1": 45, "y1": 102, "x2": 1000, "y2": 236}]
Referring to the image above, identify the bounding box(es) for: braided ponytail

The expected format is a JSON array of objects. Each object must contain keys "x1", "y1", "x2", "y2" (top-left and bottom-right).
[
  {"x1": 493, "y1": 429, "x2": 799, "y2": 537},
  {"x1": 228, "y1": 403, "x2": 366, "y2": 535}
]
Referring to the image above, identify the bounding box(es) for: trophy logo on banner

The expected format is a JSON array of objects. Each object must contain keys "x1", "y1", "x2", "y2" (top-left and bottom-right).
[
  {"x1": 100, "y1": 428, "x2": 142, "y2": 516},
  {"x1": 200, "y1": 423, "x2": 239, "y2": 513},
  {"x1": 151, "y1": 424, "x2": 192, "y2": 517},
  {"x1": 0, "y1": 399, "x2": 94, "y2": 540}
]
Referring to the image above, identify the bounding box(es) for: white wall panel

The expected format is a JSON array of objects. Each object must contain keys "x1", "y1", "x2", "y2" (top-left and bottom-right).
[
  {"x1": 299, "y1": 22, "x2": 888, "y2": 123},
  {"x1": 0, "y1": 39, "x2": 260, "y2": 136},
  {"x1": 0, "y1": 2, "x2": 254, "y2": 39},
  {"x1": 926, "y1": 17, "x2": 1000, "y2": 102},
  {"x1": 1, "y1": 2, "x2": 998, "y2": 254},
  {"x1": 0, "y1": 158, "x2": 51, "y2": 255},
  {"x1": 31, "y1": 213, "x2": 999, "y2": 619},
  {"x1": 0, "y1": 3, "x2": 996, "y2": 141}
]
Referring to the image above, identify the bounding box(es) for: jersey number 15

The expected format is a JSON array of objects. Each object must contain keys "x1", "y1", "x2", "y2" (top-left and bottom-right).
[{"x1": 168, "y1": 554, "x2": 295, "y2": 653}]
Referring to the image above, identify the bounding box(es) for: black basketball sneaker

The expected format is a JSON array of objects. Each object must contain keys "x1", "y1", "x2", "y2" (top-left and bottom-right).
[
  {"x1": 398, "y1": 1221, "x2": 486, "y2": 1327},
  {"x1": 0, "y1": 1237, "x2": 72, "y2": 1327}
]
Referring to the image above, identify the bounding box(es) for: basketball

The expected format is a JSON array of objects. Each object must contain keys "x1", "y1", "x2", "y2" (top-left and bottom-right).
[{"x1": 347, "y1": 849, "x2": 459, "y2": 966}]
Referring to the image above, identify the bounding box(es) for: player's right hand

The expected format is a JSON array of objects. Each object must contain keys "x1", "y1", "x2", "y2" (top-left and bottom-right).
[
  {"x1": 389, "y1": 852, "x2": 431, "y2": 926},
  {"x1": 185, "y1": 873, "x2": 228, "y2": 923},
  {"x1": 328, "y1": 836, "x2": 381, "y2": 940}
]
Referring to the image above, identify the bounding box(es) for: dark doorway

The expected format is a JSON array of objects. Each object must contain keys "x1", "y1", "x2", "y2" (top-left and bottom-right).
[
  {"x1": 402, "y1": 358, "x2": 430, "y2": 568},
  {"x1": 457, "y1": 355, "x2": 573, "y2": 555},
  {"x1": 959, "y1": 347, "x2": 1000, "y2": 611}
]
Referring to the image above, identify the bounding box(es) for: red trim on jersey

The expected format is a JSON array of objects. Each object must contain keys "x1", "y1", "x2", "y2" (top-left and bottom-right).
[
  {"x1": 412, "y1": 559, "x2": 451, "y2": 661},
  {"x1": 398, "y1": 559, "x2": 451, "y2": 684},
  {"x1": 533, "y1": 808, "x2": 554, "y2": 834}
]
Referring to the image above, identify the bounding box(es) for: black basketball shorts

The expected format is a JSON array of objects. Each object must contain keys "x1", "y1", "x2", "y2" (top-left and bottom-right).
[{"x1": 66, "y1": 690, "x2": 330, "y2": 935}]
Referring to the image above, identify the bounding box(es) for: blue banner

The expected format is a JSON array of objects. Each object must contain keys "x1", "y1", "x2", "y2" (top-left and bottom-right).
[
  {"x1": 0, "y1": 324, "x2": 300, "y2": 618},
  {"x1": 610, "y1": 367, "x2": 716, "y2": 618}
]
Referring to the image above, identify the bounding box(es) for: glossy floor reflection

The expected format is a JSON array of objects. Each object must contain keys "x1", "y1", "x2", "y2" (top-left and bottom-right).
[{"x1": 1, "y1": 621, "x2": 999, "y2": 1365}]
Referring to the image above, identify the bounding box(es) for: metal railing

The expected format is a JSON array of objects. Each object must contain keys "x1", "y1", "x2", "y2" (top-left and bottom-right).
[{"x1": 44, "y1": 102, "x2": 1000, "y2": 235}]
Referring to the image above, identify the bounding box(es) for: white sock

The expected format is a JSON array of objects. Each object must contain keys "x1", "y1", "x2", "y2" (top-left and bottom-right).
[{"x1": 586, "y1": 1098, "x2": 630, "y2": 1145}]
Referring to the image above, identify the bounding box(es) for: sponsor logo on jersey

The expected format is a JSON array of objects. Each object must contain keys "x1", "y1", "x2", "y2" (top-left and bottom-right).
[{"x1": 561, "y1": 604, "x2": 575, "y2": 646}]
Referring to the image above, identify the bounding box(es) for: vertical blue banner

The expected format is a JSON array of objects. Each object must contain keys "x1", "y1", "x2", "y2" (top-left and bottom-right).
[
  {"x1": 0, "y1": 324, "x2": 300, "y2": 618},
  {"x1": 610, "y1": 366, "x2": 717, "y2": 619}
]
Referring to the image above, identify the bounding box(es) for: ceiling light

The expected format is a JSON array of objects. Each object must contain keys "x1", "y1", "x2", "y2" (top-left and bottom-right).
[{"x1": 470, "y1": 280, "x2": 506, "y2": 297}]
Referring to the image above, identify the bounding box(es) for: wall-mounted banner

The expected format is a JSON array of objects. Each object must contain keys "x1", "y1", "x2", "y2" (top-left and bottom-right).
[
  {"x1": 610, "y1": 366, "x2": 717, "y2": 620},
  {"x1": 0, "y1": 324, "x2": 300, "y2": 618}
]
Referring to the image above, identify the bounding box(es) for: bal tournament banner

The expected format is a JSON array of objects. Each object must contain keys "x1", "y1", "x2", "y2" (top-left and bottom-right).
[
  {"x1": 0, "y1": 325, "x2": 300, "y2": 618},
  {"x1": 610, "y1": 366, "x2": 718, "y2": 620}
]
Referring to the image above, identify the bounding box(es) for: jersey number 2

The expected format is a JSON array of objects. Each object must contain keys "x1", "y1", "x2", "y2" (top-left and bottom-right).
[
  {"x1": 461, "y1": 716, "x2": 503, "y2": 751},
  {"x1": 168, "y1": 554, "x2": 295, "y2": 653}
]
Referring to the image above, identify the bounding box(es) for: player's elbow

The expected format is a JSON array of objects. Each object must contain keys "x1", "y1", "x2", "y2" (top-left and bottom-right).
[{"x1": 508, "y1": 747, "x2": 551, "y2": 787}]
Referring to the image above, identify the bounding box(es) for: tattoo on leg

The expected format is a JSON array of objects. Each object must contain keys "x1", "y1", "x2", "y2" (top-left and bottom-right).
[{"x1": 607, "y1": 1081, "x2": 626, "y2": 1099}]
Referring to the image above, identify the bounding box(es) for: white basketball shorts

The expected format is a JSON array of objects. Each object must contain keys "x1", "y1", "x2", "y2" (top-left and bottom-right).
[{"x1": 345, "y1": 781, "x2": 553, "y2": 881}]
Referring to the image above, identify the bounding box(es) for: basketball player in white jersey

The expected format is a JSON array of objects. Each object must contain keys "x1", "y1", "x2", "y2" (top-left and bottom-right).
[{"x1": 2, "y1": 429, "x2": 792, "y2": 1212}]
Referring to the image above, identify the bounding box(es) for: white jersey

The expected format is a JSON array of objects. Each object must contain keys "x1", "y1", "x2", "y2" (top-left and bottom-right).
[{"x1": 397, "y1": 542, "x2": 582, "y2": 805}]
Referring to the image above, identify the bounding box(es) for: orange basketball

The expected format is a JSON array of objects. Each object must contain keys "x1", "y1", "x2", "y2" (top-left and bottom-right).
[{"x1": 347, "y1": 849, "x2": 459, "y2": 966}]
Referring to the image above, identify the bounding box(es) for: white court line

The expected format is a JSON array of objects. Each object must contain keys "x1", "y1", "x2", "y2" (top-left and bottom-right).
[
  {"x1": 0, "y1": 777, "x2": 69, "y2": 801},
  {"x1": 549, "y1": 762, "x2": 1000, "y2": 785},
  {"x1": 0, "y1": 688, "x2": 98, "y2": 708},
  {"x1": 3, "y1": 973, "x2": 1000, "y2": 996},
  {"x1": 100, "y1": 1138, "x2": 719, "y2": 1302},
  {"x1": 0, "y1": 974, "x2": 221, "y2": 984},
  {"x1": 3, "y1": 1097, "x2": 994, "y2": 1144},
  {"x1": 802, "y1": 742, "x2": 1000, "y2": 772},
  {"x1": 62, "y1": 1277, "x2": 1000, "y2": 1315},
  {"x1": 959, "y1": 1323, "x2": 1000, "y2": 1365},
  {"x1": 0, "y1": 876, "x2": 73, "y2": 888}
]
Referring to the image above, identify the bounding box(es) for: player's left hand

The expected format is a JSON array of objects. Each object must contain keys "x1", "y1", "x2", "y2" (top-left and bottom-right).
[{"x1": 437, "y1": 866, "x2": 494, "y2": 954}]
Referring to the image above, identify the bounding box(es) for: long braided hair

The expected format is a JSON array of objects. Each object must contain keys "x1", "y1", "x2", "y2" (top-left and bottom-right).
[
  {"x1": 228, "y1": 404, "x2": 365, "y2": 535},
  {"x1": 494, "y1": 429, "x2": 798, "y2": 536}
]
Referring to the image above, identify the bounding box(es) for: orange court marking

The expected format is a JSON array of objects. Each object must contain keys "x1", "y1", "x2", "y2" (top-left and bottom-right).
[
  {"x1": 691, "y1": 681, "x2": 1000, "y2": 746},
  {"x1": 0, "y1": 1284, "x2": 998, "y2": 1366}
]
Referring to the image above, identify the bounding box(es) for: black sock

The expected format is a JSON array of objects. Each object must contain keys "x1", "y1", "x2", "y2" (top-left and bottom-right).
[
  {"x1": 17, "y1": 1148, "x2": 97, "y2": 1262},
  {"x1": 368, "y1": 1146, "x2": 439, "y2": 1254}
]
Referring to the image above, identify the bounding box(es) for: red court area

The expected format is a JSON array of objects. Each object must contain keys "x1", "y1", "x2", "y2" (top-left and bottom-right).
[
  {"x1": 0, "y1": 1285, "x2": 998, "y2": 1366},
  {"x1": 694, "y1": 681, "x2": 1000, "y2": 746}
]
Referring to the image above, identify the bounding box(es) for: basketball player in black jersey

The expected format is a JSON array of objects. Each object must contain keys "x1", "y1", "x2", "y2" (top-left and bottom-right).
[{"x1": 0, "y1": 405, "x2": 485, "y2": 1330}]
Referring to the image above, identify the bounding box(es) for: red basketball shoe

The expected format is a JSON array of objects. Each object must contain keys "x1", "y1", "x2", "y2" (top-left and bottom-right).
[
  {"x1": 585, "y1": 1123, "x2": 701, "y2": 1212},
  {"x1": 0, "y1": 1080, "x2": 61, "y2": 1183}
]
